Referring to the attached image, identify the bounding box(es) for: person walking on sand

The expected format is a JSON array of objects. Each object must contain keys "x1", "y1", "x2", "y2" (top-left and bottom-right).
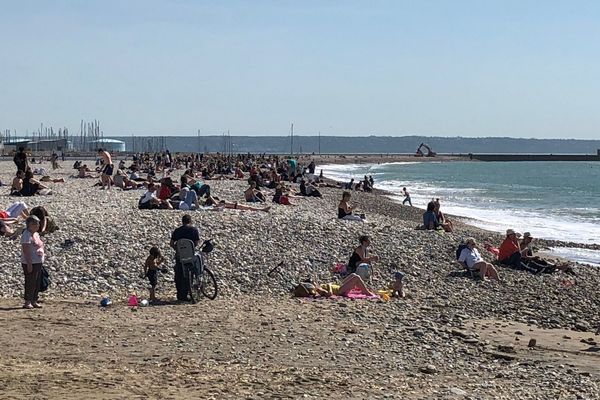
[
  {"x1": 21, "y1": 216, "x2": 45, "y2": 309},
  {"x1": 97, "y1": 148, "x2": 114, "y2": 190},
  {"x1": 402, "y1": 187, "x2": 412, "y2": 206}
]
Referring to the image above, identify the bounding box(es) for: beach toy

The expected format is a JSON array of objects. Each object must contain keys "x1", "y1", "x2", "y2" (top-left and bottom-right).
[
  {"x1": 356, "y1": 263, "x2": 371, "y2": 281},
  {"x1": 100, "y1": 297, "x2": 112, "y2": 307},
  {"x1": 140, "y1": 299, "x2": 149, "y2": 307},
  {"x1": 128, "y1": 294, "x2": 139, "y2": 307}
]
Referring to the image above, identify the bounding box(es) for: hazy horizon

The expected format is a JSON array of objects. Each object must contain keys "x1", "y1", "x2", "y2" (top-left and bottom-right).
[{"x1": 1, "y1": 1, "x2": 599, "y2": 139}]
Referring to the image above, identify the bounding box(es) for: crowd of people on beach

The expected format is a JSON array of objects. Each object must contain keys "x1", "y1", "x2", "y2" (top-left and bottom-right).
[{"x1": 0, "y1": 146, "x2": 579, "y2": 308}]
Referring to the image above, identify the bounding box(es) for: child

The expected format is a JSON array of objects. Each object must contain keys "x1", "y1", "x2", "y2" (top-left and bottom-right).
[
  {"x1": 392, "y1": 271, "x2": 405, "y2": 298},
  {"x1": 142, "y1": 247, "x2": 166, "y2": 302}
]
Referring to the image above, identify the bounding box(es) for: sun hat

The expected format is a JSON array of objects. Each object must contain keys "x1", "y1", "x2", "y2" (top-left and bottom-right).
[{"x1": 506, "y1": 229, "x2": 521, "y2": 237}]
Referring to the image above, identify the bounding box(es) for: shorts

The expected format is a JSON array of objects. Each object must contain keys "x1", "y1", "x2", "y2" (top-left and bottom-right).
[
  {"x1": 147, "y1": 269, "x2": 158, "y2": 287},
  {"x1": 102, "y1": 164, "x2": 114, "y2": 176}
]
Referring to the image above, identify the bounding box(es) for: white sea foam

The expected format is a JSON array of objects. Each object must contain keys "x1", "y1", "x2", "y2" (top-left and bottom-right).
[{"x1": 319, "y1": 162, "x2": 600, "y2": 266}]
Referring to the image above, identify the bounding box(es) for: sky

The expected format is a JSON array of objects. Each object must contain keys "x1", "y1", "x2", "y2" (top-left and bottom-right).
[{"x1": 1, "y1": 0, "x2": 599, "y2": 138}]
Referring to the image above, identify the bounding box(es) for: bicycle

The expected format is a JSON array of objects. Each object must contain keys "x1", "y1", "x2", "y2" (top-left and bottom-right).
[{"x1": 176, "y1": 238, "x2": 218, "y2": 302}]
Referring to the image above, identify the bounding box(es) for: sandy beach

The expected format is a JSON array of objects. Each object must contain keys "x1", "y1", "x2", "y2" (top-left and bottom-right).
[{"x1": 1, "y1": 159, "x2": 600, "y2": 399}]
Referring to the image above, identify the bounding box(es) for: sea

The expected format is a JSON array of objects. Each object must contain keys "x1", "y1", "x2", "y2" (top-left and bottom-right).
[{"x1": 318, "y1": 161, "x2": 600, "y2": 266}]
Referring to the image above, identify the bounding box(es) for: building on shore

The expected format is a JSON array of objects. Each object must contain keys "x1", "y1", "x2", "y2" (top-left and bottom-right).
[{"x1": 88, "y1": 139, "x2": 126, "y2": 153}]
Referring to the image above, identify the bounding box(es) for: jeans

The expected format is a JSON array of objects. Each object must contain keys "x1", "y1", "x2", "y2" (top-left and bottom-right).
[
  {"x1": 403, "y1": 197, "x2": 412, "y2": 206},
  {"x1": 194, "y1": 184, "x2": 211, "y2": 199}
]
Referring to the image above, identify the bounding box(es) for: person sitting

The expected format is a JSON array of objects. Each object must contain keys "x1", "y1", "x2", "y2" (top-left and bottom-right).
[
  {"x1": 391, "y1": 271, "x2": 406, "y2": 298},
  {"x1": 347, "y1": 235, "x2": 379, "y2": 275},
  {"x1": 422, "y1": 201, "x2": 439, "y2": 230},
  {"x1": 338, "y1": 191, "x2": 363, "y2": 221},
  {"x1": 139, "y1": 183, "x2": 171, "y2": 209},
  {"x1": 272, "y1": 184, "x2": 295, "y2": 206},
  {"x1": 458, "y1": 237, "x2": 500, "y2": 280},
  {"x1": 78, "y1": 164, "x2": 94, "y2": 178},
  {"x1": 178, "y1": 187, "x2": 199, "y2": 210},
  {"x1": 519, "y1": 232, "x2": 575, "y2": 274},
  {"x1": 498, "y1": 229, "x2": 524, "y2": 269},
  {"x1": 113, "y1": 170, "x2": 138, "y2": 190},
  {"x1": 244, "y1": 181, "x2": 266, "y2": 202},
  {"x1": 19, "y1": 170, "x2": 50, "y2": 196},
  {"x1": 157, "y1": 179, "x2": 173, "y2": 201},
  {"x1": 300, "y1": 179, "x2": 322, "y2": 197},
  {"x1": 433, "y1": 199, "x2": 453, "y2": 232},
  {"x1": 483, "y1": 238, "x2": 500, "y2": 257},
  {"x1": 10, "y1": 171, "x2": 25, "y2": 195},
  {"x1": 344, "y1": 178, "x2": 355, "y2": 190},
  {"x1": 190, "y1": 178, "x2": 211, "y2": 199},
  {"x1": 29, "y1": 205, "x2": 58, "y2": 235}
]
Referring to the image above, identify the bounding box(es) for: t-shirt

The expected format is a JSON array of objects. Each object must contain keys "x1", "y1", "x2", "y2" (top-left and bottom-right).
[
  {"x1": 140, "y1": 190, "x2": 157, "y2": 204},
  {"x1": 21, "y1": 229, "x2": 45, "y2": 264},
  {"x1": 498, "y1": 238, "x2": 519, "y2": 261},
  {"x1": 158, "y1": 186, "x2": 171, "y2": 201},
  {"x1": 171, "y1": 225, "x2": 200, "y2": 244},
  {"x1": 458, "y1": 247, "x2": 483, "y2": 269},
  {"x1": 423, "y1": 211, "x2": 438, "y2": 230}
]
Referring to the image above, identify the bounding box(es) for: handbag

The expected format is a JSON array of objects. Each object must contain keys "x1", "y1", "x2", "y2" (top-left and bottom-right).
[{"x1": 39, "y1": 265, "x2": 51, "y2": 292}]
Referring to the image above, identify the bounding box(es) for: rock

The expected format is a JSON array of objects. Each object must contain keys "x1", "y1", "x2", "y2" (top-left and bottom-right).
[
  {"x1": 528, "y1": 339, "x2": 537, "y2": 348},
  {"x1": 419, "y1": 364, "x2": 438, "y2": 374},
  {"x1": 450, "y1": 387, "x2": 468, "y2": 396}
]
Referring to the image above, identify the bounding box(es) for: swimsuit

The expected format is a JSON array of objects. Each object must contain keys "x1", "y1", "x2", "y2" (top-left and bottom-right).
[{"x1": 102, "y1": 164, "x2": 114, "y2": 176}]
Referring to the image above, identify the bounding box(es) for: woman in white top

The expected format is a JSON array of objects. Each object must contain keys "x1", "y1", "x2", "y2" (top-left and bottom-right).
[
  {"x1": 458, "y1": 237, "x2": 499, "y2": 281},
  {"x1": 21, "y1": 216, "x2": 45, "y2": 309}
]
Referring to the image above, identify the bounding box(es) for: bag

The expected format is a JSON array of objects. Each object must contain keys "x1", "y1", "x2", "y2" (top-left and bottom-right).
[
  {"x1": 293, "y1": 282, "x2": 316, "y2": 297},
  {"x1": 39, "y1": 266, "x2": 51, "y2": 292},
  {"x1": 456, "y1": 243, "x2": 468, "y2": 260}
]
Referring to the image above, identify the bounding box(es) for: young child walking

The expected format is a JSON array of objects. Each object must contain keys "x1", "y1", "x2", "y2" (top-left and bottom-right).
[{"x1": 142, "y1": 246, "x2": 166, "y2": 302}]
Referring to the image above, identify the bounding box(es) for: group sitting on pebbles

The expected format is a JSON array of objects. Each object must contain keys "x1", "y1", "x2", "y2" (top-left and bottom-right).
[{"x1": 1, "y1": 148, "x2": 579, "y2": 309}]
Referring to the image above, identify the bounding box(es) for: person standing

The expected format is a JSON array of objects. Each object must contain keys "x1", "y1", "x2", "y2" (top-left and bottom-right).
[
  {"x1": 13, "y1": 146, "x2": 28, "y2": 173},
  {"x1": 169, "y1": 214, "x2": 200, "y2": 301},
  {"x1": 21, "y1": 216, "x2": 45, "y2": 309},
  {"x1": 402, "y1": 187, "x2": 412, "y2": 206},
  {"x1": 97, "y1": 148, "x2": 114, "y2": 190}
]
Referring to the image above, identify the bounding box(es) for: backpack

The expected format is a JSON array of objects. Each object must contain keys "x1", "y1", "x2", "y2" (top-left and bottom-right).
[{"x1": 456, "y1": 243, "x2": 468, "y2": 260}]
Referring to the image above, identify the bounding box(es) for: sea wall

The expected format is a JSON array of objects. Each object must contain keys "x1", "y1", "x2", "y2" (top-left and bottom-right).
[{"x1": 471, "y1": 154, "x2": 600, "y2": 162}]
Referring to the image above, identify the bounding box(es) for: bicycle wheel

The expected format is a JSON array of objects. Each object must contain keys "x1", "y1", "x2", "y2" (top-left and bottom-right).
[
  {"x1": 187, "y1": 267, "x2": 202, "y2": 304},
  {"x1": 200, "y1": 266, "x2": 218, "y2": 300}
]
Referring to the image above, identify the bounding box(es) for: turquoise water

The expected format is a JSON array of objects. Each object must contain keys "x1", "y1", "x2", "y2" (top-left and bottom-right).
[{"x1": 320, "y1": 161, "x2": 600, "y2": 265}]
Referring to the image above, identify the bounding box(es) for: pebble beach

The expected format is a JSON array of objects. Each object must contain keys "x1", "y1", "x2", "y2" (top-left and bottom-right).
[{"x1": 1, "y1": 158, "x2": 600, "y2": 399}]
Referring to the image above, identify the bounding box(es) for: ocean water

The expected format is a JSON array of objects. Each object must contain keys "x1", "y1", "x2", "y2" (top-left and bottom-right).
[{"x1": 319, "y1": 161, "x2": 600, "y2": 266}]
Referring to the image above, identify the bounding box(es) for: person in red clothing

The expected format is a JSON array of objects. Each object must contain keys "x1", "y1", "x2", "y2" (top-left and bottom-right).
[
  {"x1": 157, "y1": 179, "x2": 172, "y2": 201},
  {"x1": 498, "y1": 229, "x2": 522, "y2": 268}
]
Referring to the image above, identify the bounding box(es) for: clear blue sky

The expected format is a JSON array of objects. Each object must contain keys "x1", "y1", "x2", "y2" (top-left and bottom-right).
[{"x1": 1, "y1": 1, "x2": 599, "y2": 138}]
